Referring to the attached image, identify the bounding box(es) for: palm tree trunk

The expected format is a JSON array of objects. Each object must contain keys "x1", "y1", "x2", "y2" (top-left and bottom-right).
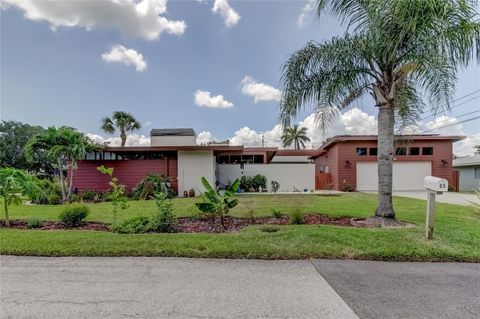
[
  {"x1": 3, "y1": 197, "x2": 10, "y2": 227},
  {"x1": 375, "y1": 105, "x2": 396, "y2": 219},
  {"x1": 67, "y1": 160, "x2": 75, "y2": 200},
  {"x1": 57, "y1": 158, "x2": 67, "y2": 201},
  {"x1": 120, "y1": 131, "x2": 127, "y2": 147}
]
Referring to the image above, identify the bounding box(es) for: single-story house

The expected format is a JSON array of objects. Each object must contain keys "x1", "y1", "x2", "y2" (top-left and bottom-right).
[
  {"x1": 72, "y1": 129, "x2": 464, "y2": 196},
  {"x1": 453, "y1": 155, "x2": 480, "y2": 191}
]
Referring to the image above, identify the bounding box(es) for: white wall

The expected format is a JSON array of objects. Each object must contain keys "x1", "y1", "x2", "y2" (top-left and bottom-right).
[
  {"x1": 217, "y1": 164, "x2": 315, "y2": 192},
  {"x1": 151, "y1": 135, "x2": 196, "y2": 146},
  {"x1": 178, "y1": 151, "x2": 215, "y2": 197}
]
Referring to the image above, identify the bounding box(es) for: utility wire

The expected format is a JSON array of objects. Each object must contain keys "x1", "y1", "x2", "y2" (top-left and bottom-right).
[
  {"x1": 422, "y1": 115, "x2": 480, "y2": 133},
  {"x1": 419, "y1": 89, "x2": 480, "y2": 119},
  {"x1": 423, "y1": 109, "x2": 480, "y2": 125},
  {"x1": 420, "y1": 94, "x2": 480, "y2": 121}
]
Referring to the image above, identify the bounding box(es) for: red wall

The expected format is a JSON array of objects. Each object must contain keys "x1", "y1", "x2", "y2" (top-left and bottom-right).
[
  {"x1": 72, "y1": 157, "x2": 178, "y2": 193},
  {"x1": 315, "y1": 140, "x2": 455, "y2": 191}
]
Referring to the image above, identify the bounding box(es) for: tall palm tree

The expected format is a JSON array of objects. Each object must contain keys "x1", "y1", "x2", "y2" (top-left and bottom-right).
[
  {"x1": 282, "y1": 125, "x2": 311, "y2": 149},
  {"x1": 101, "y1": 111, "x2": 141, "y2": 147},
  {"x1": 280, "y1": 0, "x2": 479, "y2": 225}
]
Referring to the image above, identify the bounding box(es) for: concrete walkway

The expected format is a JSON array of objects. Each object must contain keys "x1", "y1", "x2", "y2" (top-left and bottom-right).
[
  {"x1": 0, "y1": 256, "x2": 358, "y2": 319},
  {"x1": 366, "y1": 190, "x2": 479, "y2": 206}
]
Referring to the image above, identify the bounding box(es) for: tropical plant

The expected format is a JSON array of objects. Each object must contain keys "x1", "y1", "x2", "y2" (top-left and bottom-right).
[
  {"x1": 196, "y1": 177, "x2": 241, "y2": 228},
  {"x1": 280, "y1": 0, "x2": 480, "y2": 224},
  {"x1": 114, "y1": 216, "x2": 152, "y2": 234},
  {"x1": 101, "y1": 111, "x2": 141, "y2": 147},
  {"x1": 271, "y1": 180, "x2": 280, "y2": 193},
  {"x1": 25, "y1": 127, "x2": 100, "y2": 201},
  {"x1": 0, "y1": 168, "x2": 41, "y2": 227},
  {"x1": 133, "y1": 174, "x2": 176, "y2": 200},
  {"x1": 281, "y1": 124, "x2": 311, "y2": 149},
  {"x1": 97, "y1": 165, "x2": 128, "y2": 227},
  {"x1": 290, "y1": 209, "x2": 304, "y2": 225}
]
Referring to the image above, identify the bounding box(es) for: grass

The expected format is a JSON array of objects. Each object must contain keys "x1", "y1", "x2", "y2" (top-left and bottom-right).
[{"x1": 1, "y1": 193, "x2": 479, "y2": 261}]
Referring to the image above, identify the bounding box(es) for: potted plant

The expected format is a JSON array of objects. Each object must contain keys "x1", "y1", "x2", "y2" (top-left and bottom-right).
[{"x1": 188, "y1": 188, "x2": 195, "y2": 197}]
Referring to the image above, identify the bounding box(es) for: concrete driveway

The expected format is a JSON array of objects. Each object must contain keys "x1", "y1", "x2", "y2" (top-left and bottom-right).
[
  {"x1": 366, "y1": 190, "x2": 479, "y2": 206},
  {"x1": 2, "y1": 256, "x2": 479, "y2": 319}
]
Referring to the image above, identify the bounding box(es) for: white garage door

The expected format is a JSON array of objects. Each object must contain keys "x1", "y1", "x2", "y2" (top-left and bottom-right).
[{"x1": 356, "y1": 162, "x2": 432, "y2": 191}]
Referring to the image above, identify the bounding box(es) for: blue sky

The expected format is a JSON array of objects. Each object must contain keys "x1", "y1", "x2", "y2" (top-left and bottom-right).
[{"x1": 1, "y1": 0, "x2": 479, "y2": 154}]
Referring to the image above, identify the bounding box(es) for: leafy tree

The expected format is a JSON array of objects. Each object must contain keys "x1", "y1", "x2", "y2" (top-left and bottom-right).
[
  {"x1": 97, "y1": 165, "x2": 128, "y2": 228},
  {"x1": 280, "y1": 0, "x2": 480, "y2": 224},
  {"x1": 475, "y1": 145, "x2": 480, "y2": 155},
  {"x1": 0, "y1": 120, "x2": 53, "y2": 177},
  {"x1": 0, "y1": 168, "x2": 41, "y2": 227},
  {"x1": 196, "y1": 177, "x2": 240, "y2": 228},
  {"x1": 101, "y1": 111, "x2": 141, "y2": 147},
  {"x1": 25, "y1": 127, "x2": 100, "y2": 201},
  {"x1": 281, "y1": 125, "x2": 311, "y2": 149}
]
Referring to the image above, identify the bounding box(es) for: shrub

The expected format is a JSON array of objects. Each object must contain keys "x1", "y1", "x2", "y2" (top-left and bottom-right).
[
  {"x1": 47, "y1": 193, "x2": 62, "y2": 205},
  {"x1": 342, "y1": 184, "x2": 354, "y2": 192},
  {"x1": 133, "y1": 174, "x2": 176, "y2": 200},
  {"x1": 80, "y1": 189, "x2": 96, "y2": 201},
  {"x1": 114, "y1": 216, "x2": 152, "y2": 234},
  {"x1": 290, "y1": 209, "x2": 304, "y2": 225},
  {"x1": 246, "y1": 210, "x2": 256, "y2": 224},
  {"x1": 240, "y1": 175, "x2": 254, "y2": 192},
  {"x1": 271, "y1": 180, "x2": 280, "y2": 193},
  {"x1": 252, "y1": 174, "x2": 267, "y2": 191},
  {"x1": 271, "y1": 209, "x2": 283, "y2": 218},
  {"x1": 59, "y1": 205, "x2": 89, "y2": 227},
  {"x1": 27, "y1": 216, "x2": 42, "y2": 228},
  {"x1": 33, "y1": 179, "x2": 62, "y2": 205},
  {"x1": 150, "y1": 192, "x2": 176, "y2": 233}
]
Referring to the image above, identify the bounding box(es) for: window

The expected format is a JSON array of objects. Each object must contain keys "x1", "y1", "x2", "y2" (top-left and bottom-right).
[
  {"x1": 409, "y1": 147, "x2": 420, "y2": 156},
  {"x1": 369, "y1": 148, "x2": 377, "y2": 156},
  {"x1": 395, "y1": 147, "x2": 407, "y2": 155},
  {"x1": 253, "y1": 155, "x2": 264, "y2": 163},
  {"x1": 475, "y1": 168, "x2": 480, "y2": 179},
  {"x1": 356, "y1": 148, "x2": 367, "y2": 156},
  {"x1": 241, "y1": 155, "x2": 253, "y2": 163},
  {"x1": 422, "y1": 147, "x2": 434, "y2": 155},
  {"x1": 230, "y1": 155, "x2": 241, "y2": 164},
  {"x1": 217, "y1": 155, "x2": 229, "y2": 164}
]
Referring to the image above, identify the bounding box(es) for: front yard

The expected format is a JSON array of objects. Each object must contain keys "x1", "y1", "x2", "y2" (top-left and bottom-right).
[{"x1": 1, "y1": 193, "x2": 479, "y2": 261}]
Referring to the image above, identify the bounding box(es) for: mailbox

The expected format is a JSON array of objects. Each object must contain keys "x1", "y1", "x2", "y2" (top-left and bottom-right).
[{"x1": 424, "y1": 176, "x2": 448, "y2": 192}]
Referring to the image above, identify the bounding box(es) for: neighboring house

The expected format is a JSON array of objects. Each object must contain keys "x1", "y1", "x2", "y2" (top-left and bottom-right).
[
  {"x1": 453, "y1": 156, "x2": 480, "y2": 191},
  {"x1": 72, "y1": 129, "x2": 464, "y2": 196},
  {"x1": 310, "y1": 135, "x2": 464, "y2": 191}
]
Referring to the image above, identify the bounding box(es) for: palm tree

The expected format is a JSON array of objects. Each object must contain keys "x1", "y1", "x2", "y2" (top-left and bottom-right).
[
  {"x1": 101, "y1": 111, "x2": 141, "y2": 147},
  {"x1": 0, "y1": 168, "x2": 41, "y2": 227},
  {"x1": 25, "y1": 127, "x2": 99, "y2": 201},
  {"x1": 280, "y1": 0, "x2": 479, "y2": 225},
  {"x1": 282, "y1": 125, "x2": 311, "y2": 149}
]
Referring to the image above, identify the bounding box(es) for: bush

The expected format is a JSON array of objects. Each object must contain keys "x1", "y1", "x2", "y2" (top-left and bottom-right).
[
  {"x1": 290, "y1": 209, "x2": 304, "y2": 225},
  {"x1": 342, "y1": 184, "x2": 354, "y2": 192},
  {"x1": 114, "y1": 216, "x2": 152, "y2": 234},
  {"x1": 59, "y1": 205, "x2": 89, "y2": 227},
  {"x1": 252, "y1": 174, "x2": 267, "y2": 191},
  {"x1": 240, "y1": 175, "x2": 254, "y2": 192},
  {"x1": 47, "y1": 193, "x2": 62, "y2": 205},
  {"x1": 27, "y1": 216, "x2": 42, "y2": 228},
  {"x1": 271, "y1": 180, "x2": 280, "y2": 193},
  {"x1": 240, "y1": 174, "x2": 267, "y2": 192},
  {"x1": 80, "y1": 189, "x2": 96, "y2": 201},
  {"x1": 33, "y1": 179, "x2": 63, "y2": 205},
  {"x1": 271, "y1": 209, "x2": 283, "y2": 218},
  {"x1": 133, "y1": 174, "x2": 176, "y2": 200},
  {"x1": 150, "y1": 192, "x2": 176, "y2": 232}
]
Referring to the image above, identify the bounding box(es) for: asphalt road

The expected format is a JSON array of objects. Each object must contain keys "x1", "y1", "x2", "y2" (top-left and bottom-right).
[{"x1": 1, "y1": 256, "x2": 479, "y2": 319}]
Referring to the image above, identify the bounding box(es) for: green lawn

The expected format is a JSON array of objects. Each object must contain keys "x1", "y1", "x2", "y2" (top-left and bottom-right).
[{"x1": 1, "y1": 193, "x2": 479, "y2": 261}]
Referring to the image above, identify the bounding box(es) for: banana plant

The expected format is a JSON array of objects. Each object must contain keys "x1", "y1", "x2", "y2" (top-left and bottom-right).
[{"x1": 196, "y1": 177, "x2": 240, "y2": 228}]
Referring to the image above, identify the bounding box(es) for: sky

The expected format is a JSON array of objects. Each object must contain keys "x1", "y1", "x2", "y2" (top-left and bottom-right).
[{"x1": 1, "y1": 0, "x2": 479, "y2": 155}]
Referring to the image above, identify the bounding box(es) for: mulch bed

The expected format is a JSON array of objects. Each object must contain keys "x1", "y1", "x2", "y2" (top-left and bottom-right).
[
  {"x1": 0, "y1": 220, "x2": 110, "y2": 231},
  {"x1": 1, "y1": 214, "x2": 366, "y2": 233}
]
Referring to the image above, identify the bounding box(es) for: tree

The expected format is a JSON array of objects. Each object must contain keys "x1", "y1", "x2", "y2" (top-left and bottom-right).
[
  {"x1": 0, "y1": 168, "x2": 41, "y2": 227},
  {"x1": 0, "y1": 121, "x2": 54, "y2": 177},
  {"x1": 97, "y1": 165, "x2": 128, "y2": 228},
  {"x1": 281, "y1": 125, "x2": 311, "y2": 149},
  {"x1": 280, "y1": 0, "x2": 480, "y2": 225},
  {"x1": 101, "y1": 111, "x2": 141, "y2": 147},
  {"x1": 25, "y1": 127, "x2": 100, "y2": 201}
]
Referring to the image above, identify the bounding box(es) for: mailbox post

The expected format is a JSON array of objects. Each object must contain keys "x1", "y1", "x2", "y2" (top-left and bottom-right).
[{"x1": 423, "y1": 176, "x2": 448, "y2": 239}]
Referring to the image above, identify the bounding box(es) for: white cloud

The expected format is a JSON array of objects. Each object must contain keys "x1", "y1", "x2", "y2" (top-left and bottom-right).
[
  {"x1": 212, "y1": 0, "x2": 240, "y2": 27},
  {"x1": 87, "y1": 133, "x2": 150, "y2": 147},
  {"x1": 297, "y1": 0, "x2": 316, "y2": 29},
  {"x1": 143, "y1": 121, "x2": 153, "y2": 127},
  {"x1": 194, "y1": 89, "x2": 234, "y2": 109},
  {"x1": 196, "y1": 131, "x2": 214, "y2": 145},
  {"x1": 240, "y1": 76, "x2": 282, "y2": 103},
  {"x1": 102, "y1": 45, "x2": 147, "y2": 72},
  {"x1": 2, "y1": 0, "x2": 186, "y2": 40}
]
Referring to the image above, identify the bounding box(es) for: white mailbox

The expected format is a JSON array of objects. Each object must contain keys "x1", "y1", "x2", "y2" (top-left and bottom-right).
[{"x1": 424, "y1": 176, "x2": 448, "y2": 193}]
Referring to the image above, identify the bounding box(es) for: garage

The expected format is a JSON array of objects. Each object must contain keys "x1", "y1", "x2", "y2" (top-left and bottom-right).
[{"x1": 356, "y1": 161, "x2": 432, "y2": 191}]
